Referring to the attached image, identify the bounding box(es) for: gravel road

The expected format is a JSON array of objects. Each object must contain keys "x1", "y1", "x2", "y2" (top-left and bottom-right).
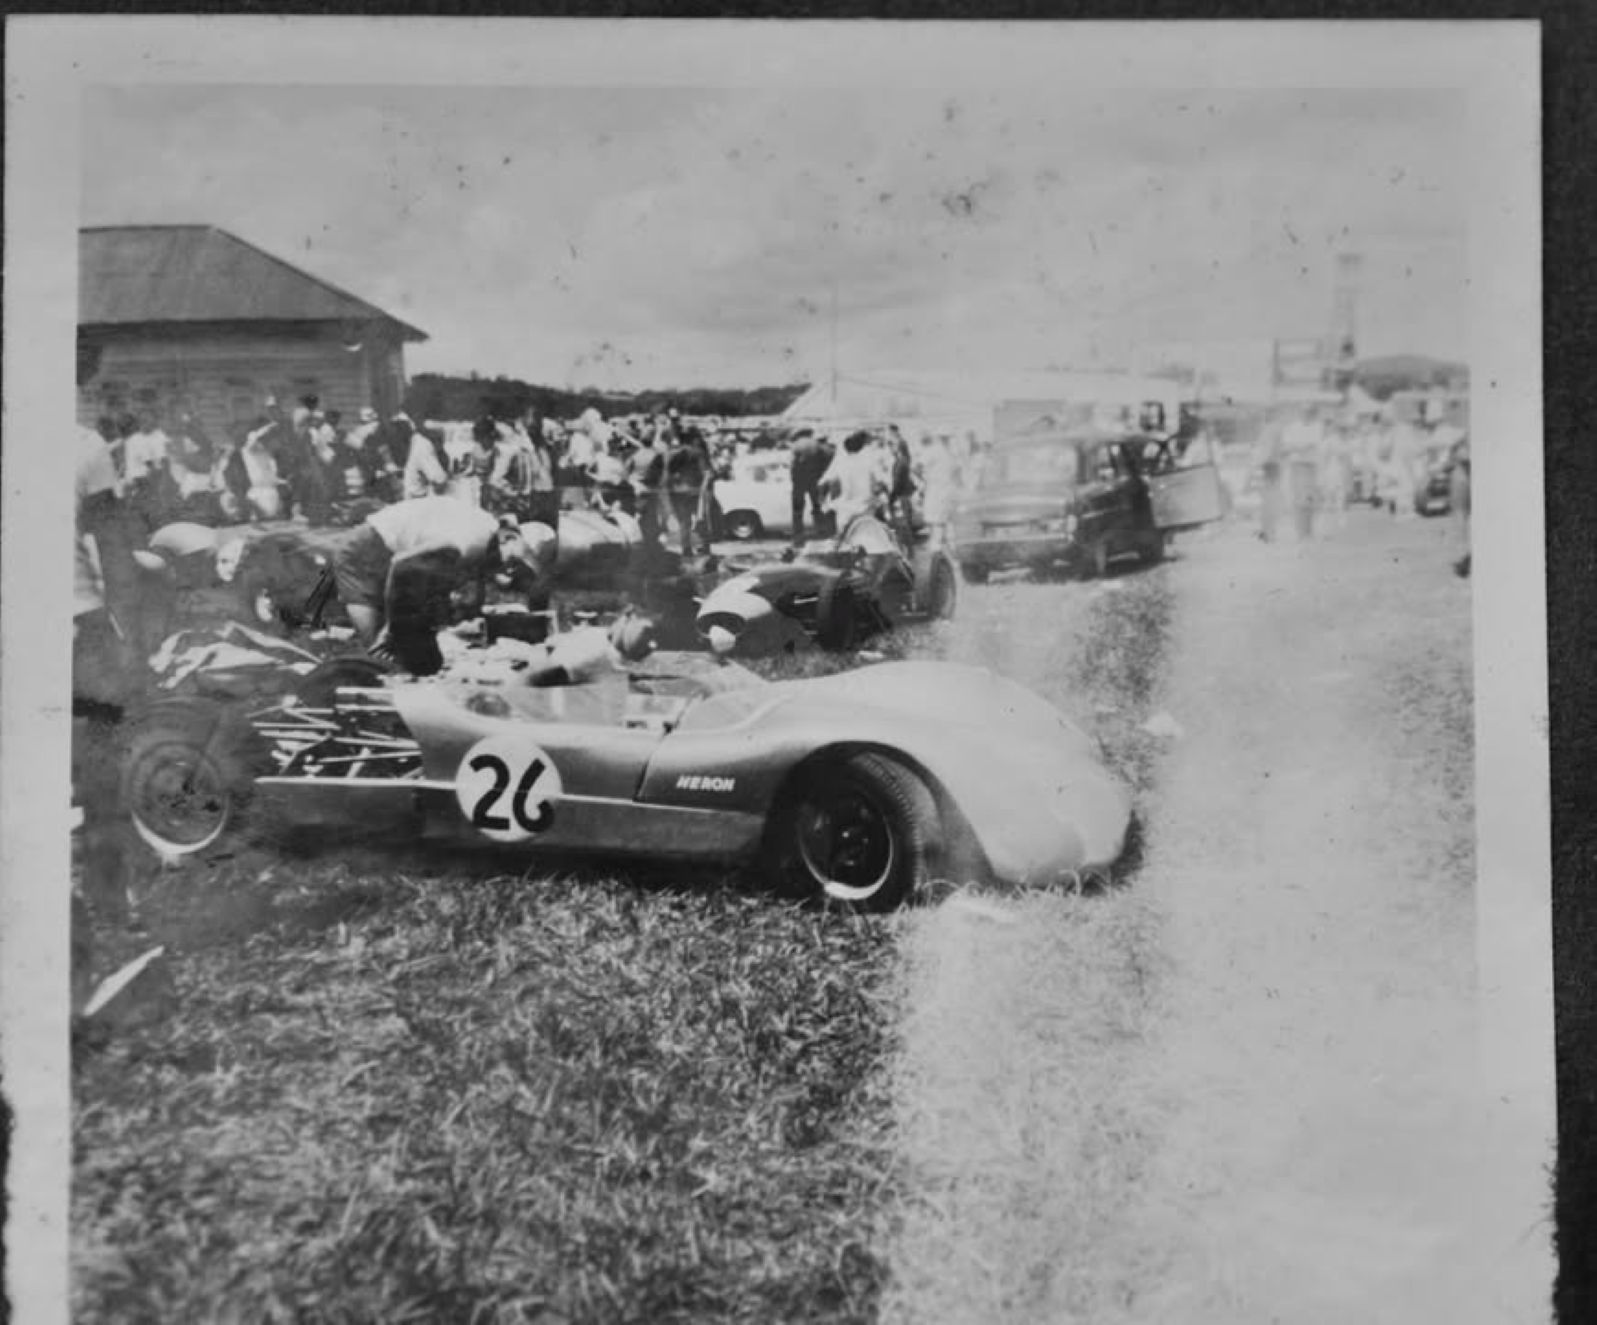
[{"x1": 883, "y1": 513, "x2": 1551, "y2": 1323}]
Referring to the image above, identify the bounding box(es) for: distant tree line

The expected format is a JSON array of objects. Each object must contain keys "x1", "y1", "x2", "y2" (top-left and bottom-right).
[
  {"x1": 1351, "y1": 356, "x2": 1470, "y2": 401},
  {"x1": 403, "y1": 374, "x2": 810, "y2": 423}
]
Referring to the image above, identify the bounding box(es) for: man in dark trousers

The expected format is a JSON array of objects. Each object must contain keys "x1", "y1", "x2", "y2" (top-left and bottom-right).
[
  {"x1": 665, "y1": 426, "x2": 711, "y2": 556},
  {"x1": 788, "y1": 427, "x2": 834, "y2": 545},
  {"x1": 72, "y1": 339, "x2": 151, "y2": 1017}
]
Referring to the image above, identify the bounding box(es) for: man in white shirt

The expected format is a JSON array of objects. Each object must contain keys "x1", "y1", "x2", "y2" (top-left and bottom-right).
[
  {"x1": 397, "y1": 414, "x2": 448, "y2": 500},
  {"x1": 819, "y1": 430, "x2": 884, "y2": 532},
  {"x1": 332, "y1": 496, "x2": 546, "y2": 674}
]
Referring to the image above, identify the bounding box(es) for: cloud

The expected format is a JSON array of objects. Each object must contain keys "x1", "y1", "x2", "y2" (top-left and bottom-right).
[{"x1": 80, "y1": 82, "x2": 1471, "y2": 386}]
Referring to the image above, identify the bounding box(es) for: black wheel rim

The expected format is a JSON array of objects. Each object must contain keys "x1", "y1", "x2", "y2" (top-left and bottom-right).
[
  {"x1": 795, "y1": 786, "x2": 896, "y2": 902},
  {"x1": 130, "y1": 743, "x2": 230, "y2": 853}
]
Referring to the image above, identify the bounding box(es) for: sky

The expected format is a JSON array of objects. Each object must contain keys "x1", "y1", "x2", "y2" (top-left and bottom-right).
[{"x1": 81, "y1": 78, "x2": 1470, "y2": 390}]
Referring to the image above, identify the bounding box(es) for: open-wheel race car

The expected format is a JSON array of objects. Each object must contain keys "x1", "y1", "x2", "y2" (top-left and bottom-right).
[
  {"x1": 694, "y1": 513, "x2": 959, "y2": 656},
  {"x1": 121, "y1": 640, "x2": 1132, "y2": 911}
]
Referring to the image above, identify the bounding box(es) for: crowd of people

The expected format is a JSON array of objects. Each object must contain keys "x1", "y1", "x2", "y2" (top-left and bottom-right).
[
  {"x1": 1249, "y1": 400, "x2": 1471, "y2": 574},
  {"x1": 89, "y1": 394, "x2": 757, "y2": 559},
  {"x1": 783, "y1": 423, "x2": 973, "y2": 546}
]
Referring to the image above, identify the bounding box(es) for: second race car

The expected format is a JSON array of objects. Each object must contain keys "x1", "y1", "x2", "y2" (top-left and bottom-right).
[{"x1": 694, "y1": 513, "x2": 958, "y2": 655}]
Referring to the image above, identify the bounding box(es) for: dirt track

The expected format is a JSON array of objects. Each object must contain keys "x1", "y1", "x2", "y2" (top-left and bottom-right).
[{"x1": 883, "y1": 513, "x2": 1550, "y2": 1323}]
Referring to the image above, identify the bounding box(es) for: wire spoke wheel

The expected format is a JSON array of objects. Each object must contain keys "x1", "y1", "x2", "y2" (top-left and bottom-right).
[{"x1": 127, "y1": 734, "x2": 234, "y2": 855}]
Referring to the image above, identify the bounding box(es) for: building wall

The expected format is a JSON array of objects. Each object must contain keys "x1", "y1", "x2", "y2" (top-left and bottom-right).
[{"x1": 77, "y1": 328, "x2": 408, "y2": 441}]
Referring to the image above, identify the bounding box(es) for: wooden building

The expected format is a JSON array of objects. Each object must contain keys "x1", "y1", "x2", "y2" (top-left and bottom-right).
[{"x1": 78, "y1": 225, "x2": 427, "y2": 438}]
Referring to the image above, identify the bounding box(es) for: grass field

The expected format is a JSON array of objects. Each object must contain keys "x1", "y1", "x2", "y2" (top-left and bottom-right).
[{"x1": 71, "y1": 591, "x2": 1173, "y2": 1323}]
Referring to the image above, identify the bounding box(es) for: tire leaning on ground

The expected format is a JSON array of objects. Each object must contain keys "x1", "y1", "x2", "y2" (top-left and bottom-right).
[
  {"x1": 121, "y1": 698, "x2": 264, "y2": 859},
  {"x1": 767, "y1": 752, "x2": 940, "y2": 911},
  {"x1": 814, "y1": 579, "x2": 860, "y2": 651},
  {"x1": 724, "y1": 510, "x2": 764, "y2": 541}
]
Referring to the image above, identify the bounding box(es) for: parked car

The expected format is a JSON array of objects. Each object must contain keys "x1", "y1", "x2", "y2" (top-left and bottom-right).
[
  {"x1": 951, "y1": 428, "x2": 1226, "y2": 582},
  {"x1": 696, "y1": 513, "x2": 958, "y2": 655},
  {"x1": 1412, "y1": 439, "x2": 1462, "y2": 517},
  {"x1": 120, "y1": 641, "x2": 1133, "y2": 911},
  {"x1": 713, "y1": 457, "x2": 795, "y2": 541}
]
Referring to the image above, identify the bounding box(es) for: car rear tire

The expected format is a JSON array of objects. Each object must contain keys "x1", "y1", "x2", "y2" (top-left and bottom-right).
[
  {"x1": 926, "y1": 555, "x2": 959, "y2": 619},
  {"x1": 122, "y1": 699, "x2": 263, "y2": 859},
  {"x1": 768, "y1": 752, "x2": 939, "y2": 911},
  {"x1": 961, "y1": 561, "x2": 989, "y2": 585},
  {"x1": 814, "y1": 580, "x2": 860, "y2": 651},
  {"x1": 724, "y1": 510, "x2": 764, "y2": 541}
]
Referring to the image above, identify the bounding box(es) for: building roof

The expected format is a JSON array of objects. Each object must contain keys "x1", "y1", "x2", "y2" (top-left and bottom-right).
[{"x1": 79, "y1": 225, "x2": 427, "y2": 341}]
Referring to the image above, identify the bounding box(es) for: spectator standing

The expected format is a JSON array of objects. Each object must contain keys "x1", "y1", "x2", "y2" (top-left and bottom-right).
[
  {"x1": 484, "y1": 417, "x2": 541, "y2": 523},
  {"x1": 626, "y1": 425, "x2": 667, "y2": 549},
  {"x1": 289, "y1": 403, "x2": 334, "y2": 525},
  {"x1": 887, "y1": 426, "x2": 916, "y2": 537},
  {"x1": 788, "y1": 428, "x2": 833, "y2": 545},
  {"x1": 560, "y1": 408, "x2": 605, "y2": 505},
  {"x1": 72, "y1": 342, "x2": 150, "y2": 1012},
  {"x1": 593, "y1": 437, "x2": 631, "y2": 513},
  {"x1": 819, "y1": 430, "x2": 883, "y2": 531},
  {"x1": 1253, "y1": 416, "x2": 1286, "y2": 543},
  {"x1": 665, "y1": 425, "x2": 711, "y2": 556},
  {"x1": 167, "y1": 407, "x2": 218, "y2": 516},
  {"x1": 1281, "y1": 405, "x2": 1323, "y2": 542},
  {"x1": 1449, "y1": 433, "x2": 1471, "y2": 577},
  {"x1": 917, "y1": 433, "x2": 957, "y2": 542},
  {"x1": 1317, "y1": 419, "x2": 1353, "y2": 533},
  {"x1": 397, "y1": 413, "x2": 448, "y2": 500}
]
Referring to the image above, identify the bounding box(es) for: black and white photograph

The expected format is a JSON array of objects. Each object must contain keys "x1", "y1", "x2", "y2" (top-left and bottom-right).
[{"x1": 2, "y1": 17, "x2": 1549, "y2": 1324}]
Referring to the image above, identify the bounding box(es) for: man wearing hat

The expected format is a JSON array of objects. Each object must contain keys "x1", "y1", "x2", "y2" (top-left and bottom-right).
[{"x1": 332, "y1": 495, "x2": 547, "y2": 675}]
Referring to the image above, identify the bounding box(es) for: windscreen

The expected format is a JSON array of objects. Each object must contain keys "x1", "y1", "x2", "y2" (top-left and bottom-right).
[{"x1": 980, "y1": 442, "x2": 1080, "y2": 487}]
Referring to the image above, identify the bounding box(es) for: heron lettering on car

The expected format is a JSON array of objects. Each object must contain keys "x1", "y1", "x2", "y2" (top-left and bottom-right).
[{"x1": 676, "y1": 774, "x2": 736, "y2": 793}]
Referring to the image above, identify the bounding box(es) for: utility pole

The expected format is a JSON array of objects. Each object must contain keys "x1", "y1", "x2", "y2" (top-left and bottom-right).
[{"x1": 829, "y1": 280, "x2": 839, "y2": 409}]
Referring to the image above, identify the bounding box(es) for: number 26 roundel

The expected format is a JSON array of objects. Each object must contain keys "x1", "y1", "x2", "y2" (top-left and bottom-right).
[{"x1": 454, "y1": 736, "x2": 564, "y2": 842}]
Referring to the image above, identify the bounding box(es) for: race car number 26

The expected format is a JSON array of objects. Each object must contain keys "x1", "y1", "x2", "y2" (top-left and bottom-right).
[{"x1": 454, "y1": 736, "x2": 564, "y2": 843}]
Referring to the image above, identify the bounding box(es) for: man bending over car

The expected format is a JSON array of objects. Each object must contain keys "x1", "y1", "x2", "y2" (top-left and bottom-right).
[{"x1": 333, "y1": 495, "x2": 546, "y2": 675}]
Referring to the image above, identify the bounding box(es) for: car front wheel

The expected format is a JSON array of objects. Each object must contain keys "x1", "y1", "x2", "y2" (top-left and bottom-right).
[
  {"x1": 768, "y1": 752, "x2": 939, "y2": 911},
  {"x1": 724, "y1": 510, "x2": 764, "y2": 541},
  {"x1": 122, "y1": 699, "x2": 261, "y2": 859}
]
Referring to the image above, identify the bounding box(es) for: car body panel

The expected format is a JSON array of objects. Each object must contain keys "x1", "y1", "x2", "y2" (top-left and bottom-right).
[{"x1": 245, "y1": 655, "x2": 1130, "y2": 886}]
